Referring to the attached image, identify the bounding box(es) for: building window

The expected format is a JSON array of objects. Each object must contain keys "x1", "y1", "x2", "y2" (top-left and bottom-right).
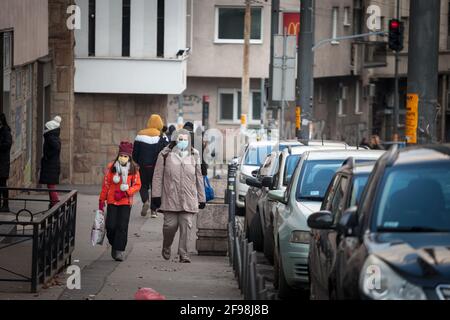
[
  {"x1": 218, "y1": 89, "x2": 262, "y2": 123},
  {"x1": 353, "y1": 0, "x2": 363, "y2": 35},
  {"x1": 88, "y1": 0, "x2": 96, "y2": 56},
  {"x1": 338, "y1": 84, "x2": 347, "y2": 116},
  {"x1": 1, "y1": 32, "x2": 12, "y2": 117},
  {"x1": 215, "y1": 7, "x2": 263, "y2": 43},
  {"x1": 331, "y1": 7, "x2": 339, "y2": 44},
  {"x1": 343, "y1": 7, "x2": 351, "y2": 27},
  {"x1": 122, "y1": 0, "x2": 131, "y2": 57},
  {"x1": 318, "y1": 84, "x2": 325, "y2": 104},
  {"x1": 448, "y1": 1, "x2": 450, "y2": 49},
  {"x1": 157, "y1": 0, "x2": 165, "y2": 57}
]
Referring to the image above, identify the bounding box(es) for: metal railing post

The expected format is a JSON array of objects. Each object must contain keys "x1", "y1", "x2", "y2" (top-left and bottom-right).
[
  {"x1": 30, "y1": 224, "x2": 39, "y2": 293},
  {"x1": 249, "y1": 251, "x2": 258, "y2": 300}
]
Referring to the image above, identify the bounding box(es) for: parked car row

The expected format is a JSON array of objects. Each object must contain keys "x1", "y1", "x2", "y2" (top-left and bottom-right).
[{"x1": 238, "y1": 139, "x2": 450, "y2": 300}]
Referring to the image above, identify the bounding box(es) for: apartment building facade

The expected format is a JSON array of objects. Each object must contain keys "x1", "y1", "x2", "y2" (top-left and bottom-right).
[
  {"x1": 0, "y1": 0, "x2": 49, "y2": 188},
  {"x1": 169, "y1": 0, "x2": 299, "y2": 160},
  {"x1": 73, "y1": 0, "x2": 189, "y2": 184},
  {"x1": 309, "y1": 0, "x2": 450, "y2": 144}
]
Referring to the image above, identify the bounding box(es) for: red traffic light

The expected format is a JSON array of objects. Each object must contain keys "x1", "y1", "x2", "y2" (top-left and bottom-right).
[{"x1": 390, "y1": 20, "x2": 400, "y2": 29}]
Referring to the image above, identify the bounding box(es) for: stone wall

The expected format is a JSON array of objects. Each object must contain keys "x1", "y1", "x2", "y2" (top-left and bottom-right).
[
  {"x1": 73, "y1": 93, "x2": 168, "y2": 185},
  {"x1": 48, "y1": 0, "x2": 75, "y2": 183}
]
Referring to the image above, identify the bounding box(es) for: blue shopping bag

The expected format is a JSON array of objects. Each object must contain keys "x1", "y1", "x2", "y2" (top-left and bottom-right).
[{"x1": 204, "y1": 176, "x2": 215, "y2": 202}]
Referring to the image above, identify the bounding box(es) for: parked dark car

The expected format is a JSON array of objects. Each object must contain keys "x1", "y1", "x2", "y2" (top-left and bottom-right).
[
  {"x1": 308, "y1": 159, "x2": 376, "y2": 299},
  {"x1": 307, "y1": 144, "x2": 450, "y2": 300}
]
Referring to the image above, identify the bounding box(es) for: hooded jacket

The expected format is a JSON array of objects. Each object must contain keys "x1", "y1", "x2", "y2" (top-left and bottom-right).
[
  {"x1": 152, "y1": 146, "x2": 206, "y2": 214},
  {"x1": 39, "y1": 128, "x2": 61, "y2": 185},
  {"x1": 133, "y1": 115, "x2": 168, "y2": 167}
]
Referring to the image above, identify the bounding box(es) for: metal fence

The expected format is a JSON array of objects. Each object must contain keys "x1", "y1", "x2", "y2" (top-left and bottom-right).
[
  {"x1": 0, "y1": 188, "x2": 77, "y2": 293},
  {"x1": 226, "y1": 163, "x2": 276, "y2": 300}
]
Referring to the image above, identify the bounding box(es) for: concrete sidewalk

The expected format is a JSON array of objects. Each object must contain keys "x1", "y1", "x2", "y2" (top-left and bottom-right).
[{"x1": 0, "y1": 185, "x2": 241, "y2": 300}]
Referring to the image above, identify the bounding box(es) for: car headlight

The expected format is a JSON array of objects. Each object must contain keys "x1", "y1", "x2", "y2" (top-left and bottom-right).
[
  {"x1": 359, "y1": 255, "x2": 426, "y2": 300},
  {"x1": 290, "y1": 231, "x2": 311, "y2": 244},
  {"x1": 239, "y1": 173, "x2": 251, "y2": 184}
]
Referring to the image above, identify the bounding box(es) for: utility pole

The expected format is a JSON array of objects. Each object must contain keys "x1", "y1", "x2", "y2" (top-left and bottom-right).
[
  {"x1": 407, "y1": 0, "x2": 440, "y2": 144},
  {"x1": 393, "y1": 0, "x2": 400, "y2": 138},
  {"x1": 297, "y1": 0, "x2": 314, "y2": 140},
  {"x1": 241, "y1": 0, "x2": 251, "y2": 136},
  {"x1": 269, "y1": 0, "x2": 280, "y2": 106}
]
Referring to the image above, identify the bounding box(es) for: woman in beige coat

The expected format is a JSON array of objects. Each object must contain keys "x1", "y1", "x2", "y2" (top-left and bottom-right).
[{"x1": 151, "y1": 128, "x2": 206, "y2": 263}]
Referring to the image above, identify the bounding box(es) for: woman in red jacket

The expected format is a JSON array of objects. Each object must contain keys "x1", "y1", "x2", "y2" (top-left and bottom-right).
[{"x1": 99, "y1": 141, "x2": 141, "y2": 261}]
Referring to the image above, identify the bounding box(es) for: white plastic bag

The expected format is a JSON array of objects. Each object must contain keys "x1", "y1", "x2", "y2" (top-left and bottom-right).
[{"x1": 91, "y1": 209, "x2": 106, "y2": 246}]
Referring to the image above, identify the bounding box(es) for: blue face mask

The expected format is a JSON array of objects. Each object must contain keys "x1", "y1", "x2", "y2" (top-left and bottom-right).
[{"x1": 177, "y1": 140, "x2": 189, "y2": 150}]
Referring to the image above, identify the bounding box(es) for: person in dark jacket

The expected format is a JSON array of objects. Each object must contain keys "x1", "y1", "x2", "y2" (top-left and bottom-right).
[
  {"x1": 133, "y1": 114, "x2": 168, "y2": 218},
  {"x1": 167, "y1": 125, "x2": 176, "y2": 142},
  {"x1": 0, "y1": 113, "x2": 13, "y2": 212},
  {"x1": 39, "y1": 116, "x2": 62, "y2": 208}
]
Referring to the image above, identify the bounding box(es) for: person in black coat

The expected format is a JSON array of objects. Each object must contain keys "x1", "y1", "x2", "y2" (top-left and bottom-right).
[
  {"x1": 39, "y1": 116, "x2": 62, "y2": 207},
  {"x1": 0, "y1": 113, "x2": 12, "y2": 212},
  {"x1": 183, "y1": 122, "x2": 208, "y2": 177}
]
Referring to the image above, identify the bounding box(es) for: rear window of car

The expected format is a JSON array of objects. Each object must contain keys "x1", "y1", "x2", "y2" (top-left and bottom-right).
[
  {"x1": 374, "y1": 162, "x2": 450, "y2": 232},
  {"x1": 283, "y1": 155, "x2": 301, "y2": 186},
  {"x1": 296, "y1": 160, "x2": 345, "y2": 201},
  {"x1": 244, "y1": 145, "x2": 273, "y2": 166}
]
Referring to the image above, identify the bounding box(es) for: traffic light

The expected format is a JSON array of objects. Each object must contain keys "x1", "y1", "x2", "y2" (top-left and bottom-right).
[{"x1": 388, "y1": 19, "x2": 404, "y2": 51}]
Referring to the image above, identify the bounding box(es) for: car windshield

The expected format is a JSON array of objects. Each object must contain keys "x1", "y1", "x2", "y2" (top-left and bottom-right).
[
  {"x1": 349, "y1": 174, "x2": 369, "y2": 207},
  {"x1": 244, "y1": 145, "x2": 273, "y2": 166},
  {"x1": 296, "y1": 160, "x2": 345, "y2": 201},
  {"x1": 283, "y1": 155, "x2": 301, "y2": 185},
  {"x1": 374, "y1": 162, "x2": 450, "y2": 232}
]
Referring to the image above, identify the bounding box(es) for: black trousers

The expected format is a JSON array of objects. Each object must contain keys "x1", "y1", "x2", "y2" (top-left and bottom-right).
[
  {"x1": 106, "y1": 205, "x2": 131, "y2": 251},
  {"x1": 0, "y1": 178, "x2": 8, "y2": 207},
  {"x1": 139, "y1": 166, "x2": 155, "y2": 204}
]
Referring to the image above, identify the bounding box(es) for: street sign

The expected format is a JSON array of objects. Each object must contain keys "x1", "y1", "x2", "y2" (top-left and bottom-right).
[
  {"x1": 272, "y1": 35, "x2": 297, "y2": 102},
  {"x1": 405, "y1": 93, "x2": 419, "y2": 144}
]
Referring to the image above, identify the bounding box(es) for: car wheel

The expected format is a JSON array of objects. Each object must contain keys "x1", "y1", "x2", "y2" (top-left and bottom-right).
[
  {"x1": 248, "y1": 210, "x2": 264, "y2": 252},
  {"x1": 278, "y1": 254, "x2": 295, "y2": 300},
  {"x1": 263, "y1": 223, "x2": 274, "y2": 264}
]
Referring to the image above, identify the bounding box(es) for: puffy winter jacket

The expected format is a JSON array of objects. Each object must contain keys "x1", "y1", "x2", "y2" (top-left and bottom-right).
[
  {"x1": 39, "y1": 128, "x2": 61, "y2": 185},
  {"x1": 100, "y1": 163, "x2": 141, "y2": 206},
  {"x1": 132, "y1": 135, "x2": 168, "y2": 168}
]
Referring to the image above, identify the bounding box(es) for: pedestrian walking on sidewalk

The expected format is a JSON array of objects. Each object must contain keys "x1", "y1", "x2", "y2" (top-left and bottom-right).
[
  {"x1": 39, "y1": 116, "x2": 62, "y2": 208},
  {"x1": 151, "y1": 129, "x2": 206, "y2": 263},
  {"x1": 99, "y1": 141, "x2": 141, "y2": 261},
  {"x1": 0, "y1": 113, "x2": 12, "y2": 212},
  {"x1": 133, "y1": 114, "x2": 168, "y2": 218},
  {"x1": 183, "y1": 122, "x2": 208, "y2": 177}
]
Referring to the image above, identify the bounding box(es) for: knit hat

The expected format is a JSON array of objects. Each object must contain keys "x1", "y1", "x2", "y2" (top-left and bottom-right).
[
  {"x1": 45, "y1": 116, "x2": 61, "y2": 132},
  {"x1": 118, "y1": 141, "x2": 133, "y2": 157},
  {"x1": 138, "y1": 114, "x2": 164, "y2": 137}
]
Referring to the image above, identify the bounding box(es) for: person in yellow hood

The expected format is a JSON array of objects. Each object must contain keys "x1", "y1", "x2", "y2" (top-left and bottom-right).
[{"x1": 132, "y1": 114, "x2": 168, "y2": 217}]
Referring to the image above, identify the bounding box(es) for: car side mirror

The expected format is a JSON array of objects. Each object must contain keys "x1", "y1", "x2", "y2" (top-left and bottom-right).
[
  {"x1": 337, "y1": 206, "x2": 359, "y2": 237},
  {"x1": 261, "y1": 176, "x2": 274, "y2": 189},
  {"x1": 246, "y1": 177, "x2": 262, "y2": 188},
  {"x1": 268, "y1": 190, "x2": 287, "y2": 204},
  {"x1": 307, "y1": 211, "x2": 334, "y2": 230},
  {"x1": 251, "y1": 169, "x2": 259, "y2": 178}
]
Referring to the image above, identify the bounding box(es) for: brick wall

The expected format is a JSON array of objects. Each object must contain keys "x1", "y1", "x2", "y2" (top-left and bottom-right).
[{"x1": 73, "y1": 93, "x2": 168, "y2": 185}]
